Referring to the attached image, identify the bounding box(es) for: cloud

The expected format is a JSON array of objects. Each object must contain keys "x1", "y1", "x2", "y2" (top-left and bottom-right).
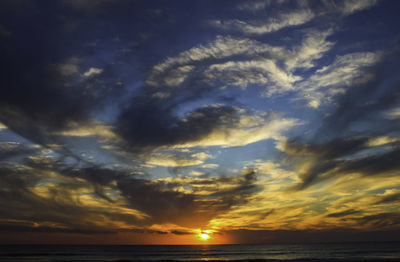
[
  {"x1": 367, "y1": 136, "x2": 399, "y2": 147},
  {"x1": 0, "y1": 142, "x2": 39, "y2": 162},
  {"x1": 206, "y1": 157, "x2": 400, "y2": 233},
  {"x1": 116, "y1": 177, "x2": 201, "y2": 227},
  {"x1": 56, "y1": 56, "x2": 81, "y2": 76},
  {"x1": 284, "y1": 29, "x2": 334, "y2": 71},
  {"x1": 0, "y1": 64, "x2": 110, "y2": 151},
  {"x1": 151, "y1": 92, "x2": 171, "y2": 99},
  {"x1": 145, "y1": 152, "x2": 204, "y2": 167},
  {"x1": 237, "y1": 0, "x2": 273, "y2": 11},
  {"x1": 0, "y1": 162, "x2": 154, "y2": 230},
  {"x1": 357, "y1": 212, "x2": 400, "y2": 229},
  {"x1": 208, "y1": 169, "x2": 260, "y2": 208},
  {"x1": 146, "y1": 35, "x2": 282, "y2": 87},
  {"x1": 204, "y1": 59, "x2": 301, "y2": 95},
  {"x1": 52, "y1": 121, "x2": 119, "y2": 141},
  {"x1": 386, "y1": 107, "x2": 400, "y2": 120},
  {"x1": 210, "y1": 9, "x2": 314, "y2": 35},
  {"x1": 0, "y1": 2, "x2": 138, "y2": 156},
  {"x1": 142, "y1": 28, "x2": 342, "y2": 112},
  {"x1": 309, "y1": 52, "x2": 380, "y2": 87},
  {"x1": 336, "y1": 148, "x2": 400, "y2": 177},
  {"x1": 282, "y1": 137, "x2": 400, "y2": 190},
  {"x1": 375, "y1": 190, "x2": 400, "y2": 205},
  {"x1": 145, "y1": 29, "x2": 337, "y2": 105},
  {"x1": 315, "y1": 49, "x2": 400, "y2": 135},
  {"x1": 116, "y1": 102, "x2": 300, "y2": 152},
  {"x1": 201, "y1": 163, "x2": 219, "y2": 169},
  {"x1": 191, "y1": 152, "x2": 212, "y2": 161},
  {"x1": 278, "y1": 49, "x2": 400, "y2": 190},
  {"x1": 212, "y1": 0, "x2": 378, "y2": 36},
  {"x1": 83, "y1": 67, "x2": 103, "y2": 77},
  {"x1": 0, "y1": 148, "x2": 262, "y2": 231},
  {"x1": 151, "y1": 36, "x2": 272, "y2": 72},
  {"x1": 0, "y1": 164, "x2": 102, "y2": 232},
  {"x1": 338, "y1": 0, "x2": 378, "y2": 15},
  {"x1": 0, "y1": 122, "x2": 7, "y2": 130},
  {"x1": 0, "y1": 43, "x2": 124, "y2": 159},
  {"x1": 297, "y1": 52, "x2": 381, "y2": 108},
  {"x1": 143, "y1": 28, "x2": 348, "y2": 110},
  {"x1": 326, "y1": 209, "x2": 361, "y2": 218},
  {"x1": 111, "y1": 167, "x2": 260, "y2": 227},
  {"x1": 175, "y1": 113, "x2": 300, "y2": 148}
]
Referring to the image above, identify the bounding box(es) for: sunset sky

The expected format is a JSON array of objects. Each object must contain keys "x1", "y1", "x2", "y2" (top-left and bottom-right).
[{"x1": 1, "y1": 0, "x2": 400, "y2": 245}]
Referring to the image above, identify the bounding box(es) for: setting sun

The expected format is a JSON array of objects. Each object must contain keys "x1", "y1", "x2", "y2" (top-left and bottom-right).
[
  {"x1": 200, "y1": 233, "x2": 209, "y2": 240},
  {"x1": 195, "y1": 229, "x2": 214, "y2": 242}
]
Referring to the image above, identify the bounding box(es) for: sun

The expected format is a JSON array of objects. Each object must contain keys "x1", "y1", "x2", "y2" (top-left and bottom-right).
[
  {"x1": 196, "y1": 229, "x2": 214, "y2": 242},
  {"x1": 200, "y1": 233, "x2": 209, "y2": 240}
]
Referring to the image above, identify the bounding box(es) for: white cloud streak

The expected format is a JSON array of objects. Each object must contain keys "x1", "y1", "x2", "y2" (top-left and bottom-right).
[
  {"x1": 210, "y1": 9, "x2": 314, "y2": 35},
  {"x1": 83, "y1": 67, "x2": 103, "y2": 77},
  {"x1": 147, "y1": 35, "x2": 285, "y2": 87},
  {"x1": 204, "y1": 59, "x2": 302, "y2": 95},
  {"x1": 297, "y1": 52, "x2": 381, "y2": 108},
  {"x1": 285, "y1": 29, "x2": 335, "y2": 71},
  {"x1": 338, "y1": 0, "x2": 378, "y2": 15},
  {"x1": 145, "y1": 0, "x2": 379, "y2": 109},
  {"x1": 174, "y1": 111, "x2": 301, "y2": 148}
]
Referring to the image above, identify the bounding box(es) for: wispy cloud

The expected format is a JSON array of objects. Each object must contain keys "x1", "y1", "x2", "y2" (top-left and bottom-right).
[
  {"x1": 145, "y1": 152, "x2": 204, "y2": 167},
  {"x1": 146, "y1": 35, "x2": 280, "y2": 87},
  {"x1": 56, "y1": 56, "x2": 81, "y2": 77},
  {"x1": 284, "y1": 29, "x2": 335, "y2": 71},
  {"x1": 211, "y1": 0, "x2": 378, "y2": 36},
  {"x1": 83, "y1": 67, "x2": 103, "y2": 77},
  {"x1": 337, "y1": 0, "x2": 378, "y2": 15},
  {"x1": 146, "y1": 29, "x2": 336, "y2": 103},
  {"x1": 237, "y1": 0, "x2": 277, "y2": 12},
  {"x1": 204, "y1": 59, "x2": 301, "y2": 95},
  {"x1": 53, "y1": 121, "x2": 119, "y2": 141},
  {"x1": 297, "y1": 52, "x2": 381, "y2": 108},
  {"x1": 209, "y1": 9, "x2": 314, "y2": 35}
]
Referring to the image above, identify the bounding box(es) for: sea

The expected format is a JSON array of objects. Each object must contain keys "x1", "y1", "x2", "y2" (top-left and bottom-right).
[{"x1": 1, "y1": 242, "x2": 400, "y2": 262}]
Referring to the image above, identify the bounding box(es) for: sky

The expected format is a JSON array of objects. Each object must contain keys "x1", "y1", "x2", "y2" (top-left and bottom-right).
[{"x1": 0, "y1": 0, "x2": 400, "y2": 245}]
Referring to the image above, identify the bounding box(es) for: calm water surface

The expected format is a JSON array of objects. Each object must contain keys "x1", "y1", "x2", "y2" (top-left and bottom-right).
[{"x1": 1, "y1": 242, "x2": 400, "y2": 262}]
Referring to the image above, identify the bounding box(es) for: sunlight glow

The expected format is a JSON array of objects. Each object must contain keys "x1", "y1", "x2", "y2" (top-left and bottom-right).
[{"x1": 200, "y1": 233, "x2": 209, "y2": 240}]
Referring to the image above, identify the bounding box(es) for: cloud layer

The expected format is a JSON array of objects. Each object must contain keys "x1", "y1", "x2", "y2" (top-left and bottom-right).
[{"x1": 0, "y1": 0, "x2": 399, "y2": 244}]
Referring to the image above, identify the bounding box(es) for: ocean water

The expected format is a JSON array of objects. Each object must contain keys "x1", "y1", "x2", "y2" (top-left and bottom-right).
[{"x1": 1, "y1": 242, "x2": 400, "y2": 262}]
